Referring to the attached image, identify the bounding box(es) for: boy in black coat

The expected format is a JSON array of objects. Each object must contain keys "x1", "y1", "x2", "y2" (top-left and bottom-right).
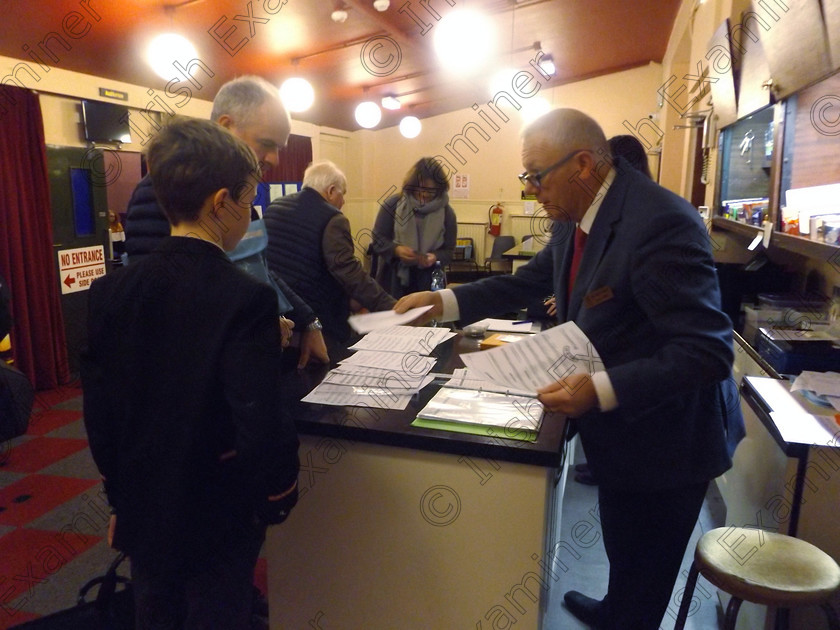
[{"x1": 82, "y1": 118, "x2": 299, "y2": 629}]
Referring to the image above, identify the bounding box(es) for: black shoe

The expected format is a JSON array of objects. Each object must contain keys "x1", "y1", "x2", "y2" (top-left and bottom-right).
[
  {"x1": 564, "y1": 590, "x2": 606, "y2": 628},
  {"x1": 574, "y1": 462, "x2": 590, "y2": 473}
]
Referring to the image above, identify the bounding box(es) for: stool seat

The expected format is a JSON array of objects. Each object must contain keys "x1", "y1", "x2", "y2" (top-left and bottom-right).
[{"x1": 696, "y1": 527, "x2": 840, "y2": 607}]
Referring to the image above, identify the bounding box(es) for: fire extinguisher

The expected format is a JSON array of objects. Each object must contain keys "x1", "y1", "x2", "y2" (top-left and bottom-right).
[{"x1": 488, "y1": 203, "x2": 504, "y2": 236}]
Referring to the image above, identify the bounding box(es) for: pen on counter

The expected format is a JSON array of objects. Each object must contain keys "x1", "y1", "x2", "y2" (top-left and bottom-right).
[{"x1": 512, "y1": 320, "x2": 533, "y2": 325}]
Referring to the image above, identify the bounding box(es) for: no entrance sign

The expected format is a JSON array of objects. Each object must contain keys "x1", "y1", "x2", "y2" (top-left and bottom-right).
[{"x1": 57, "y1": 246, "x2": 106, "y2": 295}]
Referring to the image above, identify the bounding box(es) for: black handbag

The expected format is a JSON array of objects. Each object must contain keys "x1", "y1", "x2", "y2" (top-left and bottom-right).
[
  {"x1": 0, "y1": 361, "x2": 33, "y2": 443},
  {"x1": 10, "y1": 553, "x2": 134, "y2": 629}
]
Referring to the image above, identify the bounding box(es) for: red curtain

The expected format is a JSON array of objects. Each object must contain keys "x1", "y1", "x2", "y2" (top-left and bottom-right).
[
  {"x1": 0, "y1": 85, "x2": 70, "y2": 388},
  {"x1": 264, "y1": 133, "x2": 313, "y2": 182}
]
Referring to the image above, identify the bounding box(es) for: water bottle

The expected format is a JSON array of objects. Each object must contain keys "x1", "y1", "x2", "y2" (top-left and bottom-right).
[
  {"x1": 429, "y1": 262, "x2": 446, "y2": 327},
  {"x1": 430, "y1": 262, "x2": 446, "y2": 292}
]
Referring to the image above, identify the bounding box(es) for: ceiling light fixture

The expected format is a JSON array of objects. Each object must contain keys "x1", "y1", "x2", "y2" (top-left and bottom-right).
[
  {"x1": 355, "y1": 101, "x2": 382, "y2": 128},
  {"x1": 433, "y1": 9, "x2": 496, "y2": 74},
  {"x1": 147, "y1": 33, "x2": 198, "y2": 80},
  {"x1": 399, "y1": 116, "x2": 421, "y2": 139},
  {"x1": 538, "y1": 54, "x2": 556, "y2": 77},
  {"x1": 373, "y1": 0, "x2": 390, "y2": 11},
  {"x1": 280, "y1": 77, "x2": 315, "y2": 112},
  {"x1": 331, "y1": 9, "x2": 349, "y2": 22},
  {"x1": 381, "y1": 95, "x2": 401, "y2": 110}
]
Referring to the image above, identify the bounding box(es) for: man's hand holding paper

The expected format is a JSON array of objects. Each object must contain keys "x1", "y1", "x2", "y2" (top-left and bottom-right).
[
  {"x1": 393, "y1": 291, "x2": 443, "y2": 324},
  {"x1": 537, "y1": 373, "x2": 597, "y2": 416},
  {"x1": 459, "y1": 321, "x2": 604, "y2": 417}
]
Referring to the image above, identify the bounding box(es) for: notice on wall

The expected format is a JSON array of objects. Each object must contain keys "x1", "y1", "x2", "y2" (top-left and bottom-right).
[
  {"x1": 452, "y1": 173, "x2": 470, "y2": 199},
  {"x1": 58, "y1": 245, "x2": 106, "y2": 295}
]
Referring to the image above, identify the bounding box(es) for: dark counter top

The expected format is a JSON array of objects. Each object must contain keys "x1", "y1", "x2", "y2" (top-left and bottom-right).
[{"x1": 284, "y1": 333, "x2": 567, "y2": 468}]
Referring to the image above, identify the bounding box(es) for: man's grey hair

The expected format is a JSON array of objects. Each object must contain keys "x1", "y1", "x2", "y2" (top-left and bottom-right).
[
  {"x1": 303, "y1": 160, "x2": 347, "y2": 195},
  {"x1": 522, "y1": 108, "x2": 609, "y2": 156},
  {"x1": 210, "y1": 75, "x2": 282, "y2": 126}
]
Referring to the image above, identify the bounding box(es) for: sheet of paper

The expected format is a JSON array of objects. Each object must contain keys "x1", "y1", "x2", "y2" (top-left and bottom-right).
[
  {"x1": 323, "y1": 367, "x2": 434, "y2": 390},
  {"x1": 791, "y1": 371, "x2": 840, "y2": 396},
  {"x1": 338, "y1": 349, "x2": 436, "y2": 374},
  {"x1": 460, "y1": 321, "x2": 603, "y2": 393},
  {"x1": 472, "y1": 318, "x2": 535, "y2": 333},
  {"x1": 348, "y1": 306, "x2": 433, "y2": 334},
  {"x1": 443, "y1": 368, "x2": 535, "y2": 398},
  {"x1": 302, "y1": 382, "x2": 412, "y2": 409},
  {"x1": 269, "y1": 184, "x2": 284, "y2": 201},
  {"x1": 349, "y1": 329, "x2": 455, "y2": 355}
]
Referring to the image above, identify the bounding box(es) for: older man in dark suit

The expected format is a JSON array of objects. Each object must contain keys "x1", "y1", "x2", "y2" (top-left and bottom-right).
[{"x1": 395, "y1": 108, "x2": 744, "y2": 630}]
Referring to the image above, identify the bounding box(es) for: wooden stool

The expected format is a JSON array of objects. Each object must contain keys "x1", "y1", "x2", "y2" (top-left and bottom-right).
[{"x1": 674, "y1": 527, "x2": 840, "y2": 630}]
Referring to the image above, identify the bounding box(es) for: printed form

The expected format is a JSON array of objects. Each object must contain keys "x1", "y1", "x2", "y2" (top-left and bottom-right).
[{"x1": 461, "y1": 321, "x2": 604, "y2": 394}]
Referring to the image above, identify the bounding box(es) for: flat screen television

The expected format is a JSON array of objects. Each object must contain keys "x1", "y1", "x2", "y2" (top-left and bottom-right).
[{"x1": 81, "y1": 99, "x2": 131, "y2": 144}]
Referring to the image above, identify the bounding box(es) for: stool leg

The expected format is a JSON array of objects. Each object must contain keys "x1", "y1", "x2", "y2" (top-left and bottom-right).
[
  {"x1": 821, "y1": 602, "x2": 840, "y2": 630},
  {"x1": 674, "y1": 561, "x2": 700, "y2": 630},
  {"x1": 723, "y1": 596, "x2": 743, "y2": 630}
]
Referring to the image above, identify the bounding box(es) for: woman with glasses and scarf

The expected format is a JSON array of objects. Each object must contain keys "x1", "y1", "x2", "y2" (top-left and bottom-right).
[{"x1": 372, "y1": 157, "x2": 457, "y2": 298}]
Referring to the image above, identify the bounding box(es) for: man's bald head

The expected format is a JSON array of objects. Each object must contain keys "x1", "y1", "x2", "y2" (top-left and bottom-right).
[{"x1": 522, "y1": 108, "x2": 609, "y2": 157}]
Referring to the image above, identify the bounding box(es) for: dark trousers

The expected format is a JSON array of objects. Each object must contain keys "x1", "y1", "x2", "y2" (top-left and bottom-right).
[
  {"x1": 131, "y1": 517, "x2": 266, "y2": 630},
  {"x1": 598, "y1": 480, "x2": 708, "y2": 630}
]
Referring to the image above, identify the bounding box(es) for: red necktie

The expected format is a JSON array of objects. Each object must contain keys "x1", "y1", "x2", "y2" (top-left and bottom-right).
[{"x1": 567, "y1": 226, "x2": 588, "y2": 300}]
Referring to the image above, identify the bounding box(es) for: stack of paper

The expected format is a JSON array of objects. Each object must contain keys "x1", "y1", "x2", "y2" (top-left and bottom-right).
[
  {"x1": 413, "y1": 386, "x2": 543, "y2": 442},
  {"x1": 460, "y1": 321, "x2": 602, "y2": 394},
  {"x1": 301, "y1": 325, "x2": 455, "y2": 410},
  {"x1": 412, "y1": 322, "x2": 602, "y2": 440}
]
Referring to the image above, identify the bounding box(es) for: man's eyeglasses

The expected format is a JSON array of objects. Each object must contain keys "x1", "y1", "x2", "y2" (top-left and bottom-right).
[{"x1": 518, "y1": 149, "x2": 586, "y2": 190}]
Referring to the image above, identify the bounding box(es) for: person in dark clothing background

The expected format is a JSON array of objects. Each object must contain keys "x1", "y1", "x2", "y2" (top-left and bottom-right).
[
  {"x1": 608, "y1": 134, "x2": 653, "y2": 179},
  {"x1": 264, "y1": 160, "x2": 395, "y2": 350},
  {"x1": 123, "y1": 75, "x2": 329, "y2": 367}
]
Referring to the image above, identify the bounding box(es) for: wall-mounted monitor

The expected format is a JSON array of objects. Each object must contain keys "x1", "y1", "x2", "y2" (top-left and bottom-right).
[{"x1": 81, "y1": 99, "x2": 131, "y2": 145}]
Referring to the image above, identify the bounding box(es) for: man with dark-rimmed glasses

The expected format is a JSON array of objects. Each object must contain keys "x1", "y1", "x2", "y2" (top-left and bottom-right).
[{"x1": 394, "y1": 107, "x2": 744, "y2": 630}]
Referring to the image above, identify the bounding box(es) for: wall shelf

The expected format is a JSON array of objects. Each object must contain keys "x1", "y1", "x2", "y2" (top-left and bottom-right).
[
  {"x1": 770, "y1": 232, "x2": 840, "y2": 260},
  {"x1": 712, "y1": 217, "x2": 840, "y2": 260},
  {"x1": 712, "y1": 217, "x2": 761, "y2": 238}
]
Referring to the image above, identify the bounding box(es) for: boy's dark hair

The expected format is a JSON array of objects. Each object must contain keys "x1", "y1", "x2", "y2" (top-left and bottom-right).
[
  {"x1": 402, "y1": 157, "x2": 450, "y2": 195},
  {"x1": 146, "y1": 117, "x2": 259, "y2": 225}
]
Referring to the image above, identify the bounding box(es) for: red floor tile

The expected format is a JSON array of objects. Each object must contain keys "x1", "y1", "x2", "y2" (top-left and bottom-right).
[
  {"x1": 2, "y1": 437, "x2": 89, "y2": 474},
  {"x1": 25, "y1": 409, "x2": 83, "y2": 436},
  {"x1": 0, "y1": 475, "x2": 100, "y2": 527},
  {"x1": 0, "y1": 527, "x2": 102, "y2": 624}
]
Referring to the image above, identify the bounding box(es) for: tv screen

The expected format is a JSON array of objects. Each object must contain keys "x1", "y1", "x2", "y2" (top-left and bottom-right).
[{"x1": 81, "y1": 99, "x2": 131, "y2": 144}]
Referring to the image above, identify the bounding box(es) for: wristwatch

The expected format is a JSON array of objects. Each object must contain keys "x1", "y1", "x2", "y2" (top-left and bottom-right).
[{"x1": 306, "y1": 318, "x2": 323, "y2": 332}]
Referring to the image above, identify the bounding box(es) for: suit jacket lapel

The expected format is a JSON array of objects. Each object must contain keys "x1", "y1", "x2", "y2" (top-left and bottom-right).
[{"x1": 566, "y1": 171, "x2": 629, "y2": 319}]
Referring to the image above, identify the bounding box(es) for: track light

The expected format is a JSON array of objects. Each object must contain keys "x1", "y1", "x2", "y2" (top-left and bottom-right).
[
  {"x1": 373, "y1": 0, "x2": 390, "y2": 11},
  {"x1": 331, "y1": 9, "x2": 348, "y2": 22}
]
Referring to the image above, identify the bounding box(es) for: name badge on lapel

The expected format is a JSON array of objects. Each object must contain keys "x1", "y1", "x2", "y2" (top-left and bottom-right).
[{"x1": 583, "y1": 286, "x2": 614, "y2": 309}]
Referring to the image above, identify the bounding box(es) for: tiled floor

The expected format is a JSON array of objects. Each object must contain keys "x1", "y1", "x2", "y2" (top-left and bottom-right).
[
  {"x1": 545, "y1": 441, "x2": 725, "y2": 629},
  {"x1": 1, "y1": 387, "x2": 723, "y2": 629},
  {"x1": 0, "y1": 385, "x2": 269, "y2": 629}
]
